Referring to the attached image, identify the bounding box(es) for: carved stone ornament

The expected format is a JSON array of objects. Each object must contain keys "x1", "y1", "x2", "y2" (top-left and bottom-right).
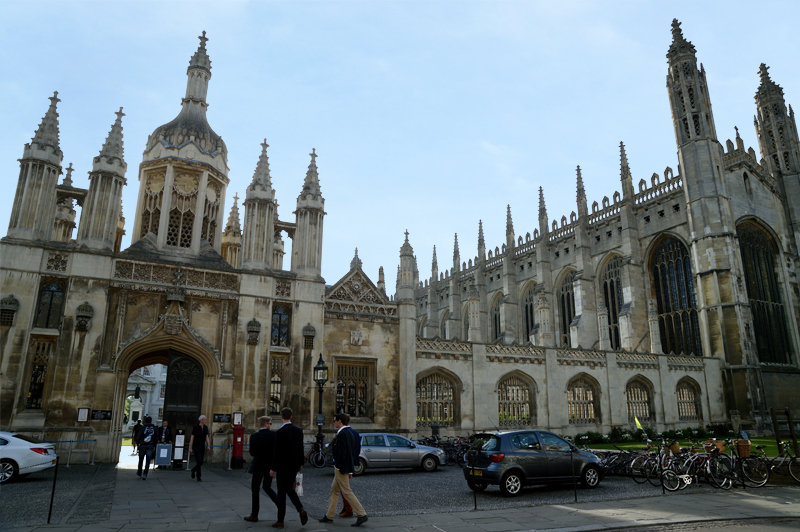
[
  {"x1": 75, "y1": 301, "x2": 94, "y2": 332},
  {"x1": 164, "y1": 313, "x2": 184, "y2": 335},
  {"x1": 350, "y1": 331, "x2": 363, "y2": 346},
  {"x1": 0, "y1": 294, "x2": 20, "y2": 312},
  {"x1": 46, "y1": 252, "x2": 69, "y2": 272},
  {"x1": 276, "y1": 280, "x2": 291, "y2": 298},
  {"x1": 302, "y1": 323, "x2": 316, "y2": 338},
  {"x1": 247, "y1": 318, "x2": 261, "y2": 345}
]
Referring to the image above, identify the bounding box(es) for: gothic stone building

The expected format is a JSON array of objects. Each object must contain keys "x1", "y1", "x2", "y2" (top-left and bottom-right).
[{"x1": 1, "y1": 22, "x2": 799, "y2": 462}]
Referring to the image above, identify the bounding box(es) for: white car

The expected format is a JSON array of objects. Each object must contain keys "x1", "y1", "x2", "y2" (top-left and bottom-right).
[{"x1": 0, "y1": 431, "x2": 58, "y2": 483}]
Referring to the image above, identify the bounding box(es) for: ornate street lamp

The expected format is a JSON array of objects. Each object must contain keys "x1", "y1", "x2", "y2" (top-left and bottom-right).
[{"x1": 313, "y1": 354, "x2": 329, "y2": 447}]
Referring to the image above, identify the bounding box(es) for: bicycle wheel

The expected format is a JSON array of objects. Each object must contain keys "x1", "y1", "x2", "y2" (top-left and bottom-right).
[
  {"x1": 630, "y1": 455, "x2": 649, "y2": 484},
  {"x1": 662, "y1": 468, "x2": 682, "y2": 491},
  {"x1": 788, "y1": 457, "x2": 800, "y2": 483},
  {"x1": 645, "y1": 459, "x2": 662, "y2": 487},
  {"x1": 741, "y1": 457, "x2": 769, "y2": 487},
  {"x1": 311, "y1": 450, "x2": 326, "y2": 468},
  {"x1": 707, "y1": 456, "x2": 733, "y2": 490}
]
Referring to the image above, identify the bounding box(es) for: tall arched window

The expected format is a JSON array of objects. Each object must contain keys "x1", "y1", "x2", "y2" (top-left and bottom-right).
[
  {"x1": 35, "y1": 280, "x2": 66, "y2": 329},
  {"x1": 271, "y1": 303, "x2": 291, "y2": 347},
  {"x1": 439, "y1": 309, "x2": 449, "y2": 339},
  {"x1": 462, "y1": 305, "x2": 469, "y2": 340},
  {"x1": 626, "y1": 378, "x2": 652, "y2": 425},
  {"x1": 601, "y1": 256, "x2": 623, "y2": 349},
  {"x1": 737, "y1": 221, "x2": 793, "y2": 364},
  {"x1": 416, "y1": 372, "x2": 458, "y2": 428},
  {"x1": 567, "y1": 376, "x2": 599, "y2": 424},
  {"x1": 491, "y1": 296, "x2": 502, "y2": 341},
  {"x1": 559, "y1": 271, "x2": 576, "y2": 347},
  {"x1": 649, "y1": 237, "x2": 702, "y2": 355},
  {"x1": 522, "y1": 284, "x2": 536, "y2": 342},
  {"x1": 498, "y1": 374, "x2": 535, "y2": 427},
  {"x1": 676, "y1": 379, "x2": 702, "y2": 421}
]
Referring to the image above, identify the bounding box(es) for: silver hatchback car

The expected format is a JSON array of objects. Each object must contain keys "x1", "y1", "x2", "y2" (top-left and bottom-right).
[{"x1": 353, "y1": 432, "x2": 446, "y2": 475}]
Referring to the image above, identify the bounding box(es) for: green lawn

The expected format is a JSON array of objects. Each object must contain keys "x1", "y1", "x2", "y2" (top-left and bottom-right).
[
  {"x1": 588, "y1": 437, "x2": 782, "y2": 457},
  {"x1": 121, "y1": 437, "x2": 132, "y2": 447}
]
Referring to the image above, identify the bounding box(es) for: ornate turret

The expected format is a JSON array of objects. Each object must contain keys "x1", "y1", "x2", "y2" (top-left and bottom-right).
[
  {"x1": 576, "y1": 166, "x2": 588, "y2": 219},
  {"x1": 8, "y1": 92, "x2": 63, "y2": 240},
  {"x1": 291, "y1": 149, "x2": 326, "y2": 277},
  {"x1": 351, "y1": 248, "x2": 363, "y2": 270},
  {"x1": 666, "y1": 19, "x2": 718, "y2": 144},
  {"x1": 452, "y1": 233, "x2": 460, "y2": 272},
  {"x1": 619, "y1": 142, "x2": 635, "y2": 199},
  {"x1": 242, "y1": 140, "x2": 277, "y2": 270},
  {"x1": 77, "y1": 108, "x2": 127, "y2": 250},
  {"x1": 478, "y1": 220, "x2": 486, "y2": 260},
  {"x1": 221, "y1": 192, "x2": 242, "y2": 268},
  {"x1": 755, "y1": 64, "x2": 800, "y2": 176},
  {"x1": 397, "y1": 230, "x2": 416, "y2": 299},
  {"x1": 538, "y1": 187, "x2": 548, "y2": 238},
  {"x1": 431, "y1": 245, "x2": 438, "y2": 281},
  {"x1": 506, "y1": 205, "x2": 515, "y2": 249}
]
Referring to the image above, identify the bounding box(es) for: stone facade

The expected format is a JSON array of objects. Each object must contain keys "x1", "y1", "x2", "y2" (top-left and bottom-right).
[{"x1": 1, "y1": 22, "x2": 799, "y2": 462}]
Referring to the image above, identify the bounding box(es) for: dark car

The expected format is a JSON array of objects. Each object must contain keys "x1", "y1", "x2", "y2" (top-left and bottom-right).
[{"x1": 464, "y1": 430, "x2": 602, "y2": 496}]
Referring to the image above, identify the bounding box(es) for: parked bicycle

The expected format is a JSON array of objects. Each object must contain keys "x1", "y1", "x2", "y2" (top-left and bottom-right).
[{"x1": 304, "y1": 440, "x2": 327, "y2": 468}]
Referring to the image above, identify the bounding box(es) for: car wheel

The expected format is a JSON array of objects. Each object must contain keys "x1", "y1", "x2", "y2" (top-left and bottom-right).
[
  {"x1": 499, "y1": 471, "x2": 523, "y2": 496},
  {"x1": 467, "y1": 480, "x2": 488, "y2": 492},
  {"x1": 0, "y1": 459, "x2": 18, "y2": 483},
  {"x1": 353, "y1": 458, "x2": 366, "y2": 476},
  {"x1": 581, "y1": 465, "x2": 601, "y2": 488},
  {"x1": 421, "y1": 455, "x2": 439, "y2": 472}
]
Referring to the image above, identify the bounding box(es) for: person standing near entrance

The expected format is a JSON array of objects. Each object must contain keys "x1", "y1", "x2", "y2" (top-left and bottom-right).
[
  {"x1": 136, "y1": 416, "x2": 157, "y2": 480},
  {"x1": 189, "y1": 415, "x2": 210, "y2": 482},
  {"x1": 319, "y1": 413, "x2": 368, "y2": 527},
  {"x1": 270, "y1": 407, "x2": 308, "y2": 528},
  {"x1": 156, "y1": 420, "x2": 173, "y2": 469},
  {"x1": 244, "y1": 416, "x2": 278, "y2": 522}
]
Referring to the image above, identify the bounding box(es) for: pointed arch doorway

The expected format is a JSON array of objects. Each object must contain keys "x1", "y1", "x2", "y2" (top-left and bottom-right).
[{"x1": 163, "y1": 350, "x2": 204, "y2": 438}]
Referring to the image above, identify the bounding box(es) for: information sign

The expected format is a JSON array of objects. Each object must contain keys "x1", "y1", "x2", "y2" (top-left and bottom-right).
[
  {"x1": 155, "y1": 444, "x2": 172, "y2": 466},
  {"x1": 91, "y1": 410, "x2": 113, "y2": 420},
  {"x1": 77, "y1": 407, "x2": 89, "y2": 422},
  {"x1": 316, "y1": 413, "x2": 325, "y2": 427},
  {"x1": 213, "y1": 413, "x2": 232, "y2": 423}
]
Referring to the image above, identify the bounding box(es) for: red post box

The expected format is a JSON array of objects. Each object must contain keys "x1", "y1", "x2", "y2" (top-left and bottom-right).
[{"x1": 232, "y1": 423, "x2": 244, "y2": 469}]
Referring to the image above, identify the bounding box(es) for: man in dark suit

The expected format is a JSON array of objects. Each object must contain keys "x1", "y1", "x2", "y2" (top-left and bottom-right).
[
  {"x1": 244, "y1": 416, "x2": 278, "y2": 522},
  {"x1": 270, "y1": 407, "x2": 308, "y2": 528},
  {"x1": 319, "y1": 413, "x2": 368, "y2": 527},
  {"x1": 156, "y1": 420, "x2": 173, "y2": 469}
]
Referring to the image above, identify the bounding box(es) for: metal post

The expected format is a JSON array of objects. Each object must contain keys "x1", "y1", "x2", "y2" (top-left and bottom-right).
[
  {"x1": 227, "y1": 444, "x2": 233, "y2": 471},
  {"x1": 316, "y1": 382, "x2": 325, "y2": 449},
  {"x1": 47, "y1": 456, "x2": 59, "y2": 524},
  {"x1": 66, "y1": 440, "x2": 73, "y2": 468},
  {"x1": 570, "y1": 447, "x2": 578, "y2": 503},
  {"x1": 90, "y1": 439, "x2": 97, "y2": 465}
]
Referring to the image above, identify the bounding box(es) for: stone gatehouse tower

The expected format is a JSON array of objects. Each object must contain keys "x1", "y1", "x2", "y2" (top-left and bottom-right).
[{"x1": 1, "y1": 21, "x2": 799, "y2": 463}]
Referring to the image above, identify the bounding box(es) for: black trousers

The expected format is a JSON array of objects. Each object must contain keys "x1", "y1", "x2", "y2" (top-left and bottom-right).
[
  {"x1": 251, "y1": 469, "x2": 278, "y2": 517},
  {"x1": 275, "y1": 470, "x2": 303, "y2": 523},
  {"x1": 191, "y1": 449, "x2": 205, "y2": 479}
]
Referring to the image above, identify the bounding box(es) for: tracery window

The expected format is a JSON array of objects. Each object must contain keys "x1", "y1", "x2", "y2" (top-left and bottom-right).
[
  {"x1": 34, "y1": 280, "x2": 66, "y2": 329},
  {"x1": 491, "y1": 296, "x2": 502, "y2": 341},
  {"x1": 200, "y1": 182, "x2": 220, "y2": 246},
  {"x1": 559, "y1": 271, "x2": 576, "y2": 347},
  {"x1": 166, "y1": 173, "x2": 198, "y2": 248},
  {"x1": 271, "y1": 303, "x2": 291, "y2": 347},
  {"x1": 26, "y1": 341, "x2": 54, "y2": 409},
  {"x1": 439, "y1": 309, "x2": 449, "y2": 339},
  {"x1": 335, "y1": 363, "x2": 372, "y2": 419},
  {"x1": 140, "y1": 171, "x2": 164, "y2": 238},
  {"x1": 737, "y1": 221, "x2": 793, "y2": 364},
  {"x1": 522, "y1": 285, "x2": 536, "y2": 342},
  {"x1": 498, "y1": 375, "x2": 534, "y2": 427},
  {"x1": 416, "y1": 372, "x2": 458, "y2": 428},
  {"x1": 626, "y1": 378, "x2": 652, "y2": 425},
  {"x1": 676, "y1": 379, "x2": 701, "y2": 421},
  {"x1": 567, "y1": 376, "x2": 598, "y2": 424},
  {"x1": 649, "y1": 237, "x2": 702, "y2": 355},
  {"x1": 269, "y1": 355, "x2": 287, "y2": 414},
  {"x1": 601, "y1": 256, "x2": 623, "y2": 350}
]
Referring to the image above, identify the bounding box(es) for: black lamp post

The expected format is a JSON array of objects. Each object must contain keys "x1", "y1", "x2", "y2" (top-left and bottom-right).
[{"x1": 313, "y1": 353, "x2": 329, "y2": 447}]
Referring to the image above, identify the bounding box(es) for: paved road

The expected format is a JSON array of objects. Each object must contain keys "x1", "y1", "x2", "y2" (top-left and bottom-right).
[{"x1": 616, "y1": 517, "x2": 800, "y2": 532}]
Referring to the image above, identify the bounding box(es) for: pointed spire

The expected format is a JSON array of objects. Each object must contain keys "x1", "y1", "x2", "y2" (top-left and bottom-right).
[
  {"x1": 31, "y1": 91, "x2": 62, "y2": 153},
  {"x1": 478, "y1": 220, "x2": 485, "y2": 249},
  {"x1": 400, "y1": 229, "x2": 414, "y2": 256},
  {"x1": 620, "y1": 142, "x2": 634, "y2": 197},
  {"x1": 249, "y1": 139, "x2": 272, "y2": 191},
  {"x1": 431, "y1": 245, "x2": 438, "y2": 276},
  {"x1": 98, "y1": 107, "x2": 125, "y2": 162},
  {"x1": 299, "y1": 148, "x2": 322, "y2": 199},
  {"x1": 63, "y1": 163, "x2": 74, "y2": 187},
  {"x1": 576, "y1": 166, "x2": 586, "y2": 201},
  {"x1": 668, "y1": 19, "x2": 696, "y2": 57},
  {"x1": 453, "y1": 233, "x2": 460, "y2": 266},
  {"x1": 189, "y1": 30, "x2": 211, "y2": 70},
  {"x1": 506, "y1": 205, "x2": 514, "y2": 236},
  {"x1": 350, "y1": 248, "x2": 362, "y2": 270},
  {"x1": 538, "y1": 187, "x2": 547, "y2": 220},
  {"x1": 758, "y1": 63, "x2": 772, "y2": 87},
  {"x1": 378, "y1": 266, "x2": 386, "y2": 295},
  {"x1": 224, "y1": 193, "x2": 242, "y2": 236}
]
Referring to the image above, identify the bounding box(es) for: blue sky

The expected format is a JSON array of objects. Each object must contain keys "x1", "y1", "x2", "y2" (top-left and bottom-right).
[{"x1": 2, "y1": 1, "x2": 799, "y2": 290}]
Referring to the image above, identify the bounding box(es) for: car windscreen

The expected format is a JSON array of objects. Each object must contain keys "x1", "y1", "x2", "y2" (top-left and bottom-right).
[
  {"x1": 13, "y1": 433, "x2": 44, "y2": 444},
  {"x1": 469, "y1": 434, "x2": 499, "y2": 451}
]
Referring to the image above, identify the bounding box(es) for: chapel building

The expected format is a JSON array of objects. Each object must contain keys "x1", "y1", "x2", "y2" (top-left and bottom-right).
[{"x1": 1, "y1": 21, "x2": 798, "y2": 462}]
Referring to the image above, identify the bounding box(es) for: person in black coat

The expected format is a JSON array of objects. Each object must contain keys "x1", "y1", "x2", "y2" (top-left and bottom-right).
[
  {"x1": 155, "y1": 420, "x2": 173, "y2": 470},
  {"x1": 270, "y1": 407, "x2": 308, "y2": 528},
  {"x1": 319, "y1": 413, "x2": 368, "y2": 526},
  {"x1": 244, "y1": 416, "x2": 278, "y2": 522}
]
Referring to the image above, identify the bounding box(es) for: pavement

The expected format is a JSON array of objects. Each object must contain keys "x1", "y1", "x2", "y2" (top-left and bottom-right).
[{"x1": 2, "y1": 457, "x2": 799, "y2": 532}]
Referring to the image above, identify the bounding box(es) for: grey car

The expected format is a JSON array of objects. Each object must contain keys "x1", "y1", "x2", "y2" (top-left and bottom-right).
[
  {"x1": 353, "y1": 432, "x2": 446, "y2": 476},
  {"x1": 464, "y1": 430, "x2": 603, "y2": 496}
]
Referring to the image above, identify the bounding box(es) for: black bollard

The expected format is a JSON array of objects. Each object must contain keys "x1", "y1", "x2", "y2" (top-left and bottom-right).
[{"x1": 47, "y1": 455, "x2": 59, "y2": 524}]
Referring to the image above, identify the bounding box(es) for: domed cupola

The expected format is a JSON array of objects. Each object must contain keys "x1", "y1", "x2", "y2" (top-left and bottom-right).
[{"x1": 131, "y1": 32, "x2": 230, "y2": 256}]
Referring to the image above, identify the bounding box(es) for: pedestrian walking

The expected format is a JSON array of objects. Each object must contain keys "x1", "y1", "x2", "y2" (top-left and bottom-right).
[
  {"x1": 270, "y1": 407, "x2": 308, "y2": 529},
  {"x1": 338, "y1": 421, "x2": 361, "y2": 518},
  {"x1": 189, "y1": 414, "x2": 210, "y2": 482},
  {"x1": 319, "y1": 413, "x2": 368, "y2": 527},
  {"x1": 156, "y1": 420, "x2": 173, "y2": 469},
  {"x1": 136, "y1": 416, "x2": 157, "y2": 480},
  {"x1": 131, "y1": 419, "x2": 142, "y2": 455},
  {"x1": 244, "y1": 416, "x2": 279, "y2": 522}
]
